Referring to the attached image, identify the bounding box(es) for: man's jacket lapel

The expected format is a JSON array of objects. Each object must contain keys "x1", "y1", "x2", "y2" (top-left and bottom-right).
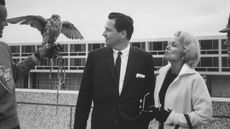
[
  {"x1": 105, "y1": 48, "x2": 119, "y2": 96},
  {"x1": 121, "y1": 47, "x2": 138, "y2": 96}
]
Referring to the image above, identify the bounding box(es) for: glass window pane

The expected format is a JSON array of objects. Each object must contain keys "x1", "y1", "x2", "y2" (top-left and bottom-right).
[
  {"x1": 201, "y1": 57, "x2": 212, "y2": 67},
  {"x1": 213, "y1": 57, "x2": 218, "y2": 67},
  {"x1": 200, "y1": 40, "x2": 212, "y2": 50},
  {"x1": 213, "y1": 40, "x2": 218, "y2": 49}
]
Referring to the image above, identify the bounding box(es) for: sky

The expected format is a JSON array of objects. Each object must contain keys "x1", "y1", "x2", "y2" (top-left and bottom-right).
[{"x1": 2, "y1": 0, "x2": 230, "y2": 44}]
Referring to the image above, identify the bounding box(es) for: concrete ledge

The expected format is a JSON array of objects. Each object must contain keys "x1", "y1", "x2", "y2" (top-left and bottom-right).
[
  {"x1": 16, "y1": 89, "x2": 81, "y2": 129},
  {"x1": 15, "y1": 89, "x2": 230, "y2": 129},
  {"x1": 16, "y1": 89, "x2": 78, "y2": 105}
]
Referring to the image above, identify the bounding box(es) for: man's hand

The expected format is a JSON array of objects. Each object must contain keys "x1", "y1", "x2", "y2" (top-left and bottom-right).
[{"x1": 35, "y1": 44, "x2": 62, "y2": 60}]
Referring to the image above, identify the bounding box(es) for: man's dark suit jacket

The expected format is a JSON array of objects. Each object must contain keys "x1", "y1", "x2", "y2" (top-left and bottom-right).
[{"x1": 74, "y1": 46, "x2": 155, "y2": 129}]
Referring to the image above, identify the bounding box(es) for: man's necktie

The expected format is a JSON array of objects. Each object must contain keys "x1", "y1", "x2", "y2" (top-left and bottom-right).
[{"x1": 115, "y1": 51, "x2": 122, "y2": 84}]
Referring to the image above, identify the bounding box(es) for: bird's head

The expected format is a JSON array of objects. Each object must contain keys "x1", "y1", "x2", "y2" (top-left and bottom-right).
[{"x1": 50, "y1": 14, "x2": 61, "y2": 23}]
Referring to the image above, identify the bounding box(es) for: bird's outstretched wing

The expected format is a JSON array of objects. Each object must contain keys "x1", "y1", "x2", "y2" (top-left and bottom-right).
[
  {"x1": 7, "y1": 15, "x2": 48, "y2": 34},
  {"x1": 61, "y1": 21, "x2": 84, "y2": 40}
]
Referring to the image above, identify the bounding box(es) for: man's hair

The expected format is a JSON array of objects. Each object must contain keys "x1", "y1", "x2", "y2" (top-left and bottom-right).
[
  {"x1": 0, "y1": 0, "x2": 5, "y2": 6},
  {"x1": 108, "y1": 12, "x2": 134, "y2": 40},
  {"x1": 174, "y1": 31, "x2": 201, "y2": 68}
]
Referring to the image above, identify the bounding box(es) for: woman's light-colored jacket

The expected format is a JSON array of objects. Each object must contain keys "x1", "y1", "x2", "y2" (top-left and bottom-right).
[{"x1": 149, "y1": 63, "x2": 212, "y2": 129}]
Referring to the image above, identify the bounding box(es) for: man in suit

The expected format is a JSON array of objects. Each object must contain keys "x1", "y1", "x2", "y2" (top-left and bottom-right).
[{"x1": 74, "y1": 12, "x2": 155, "y2": 129}]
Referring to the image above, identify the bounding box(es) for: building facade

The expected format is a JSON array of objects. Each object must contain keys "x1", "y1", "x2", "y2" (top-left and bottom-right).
[{"x1": 9, "y1": 35, "x2": 230, "y2": 98}]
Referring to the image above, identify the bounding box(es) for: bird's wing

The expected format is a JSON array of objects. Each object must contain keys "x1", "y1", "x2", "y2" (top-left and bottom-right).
[
  {"x1": 7, "y1": 15, "x2": 48, "y2": 34},
  {"x1": 61, "y1": 21, "x2": 84, "y2": 40}
]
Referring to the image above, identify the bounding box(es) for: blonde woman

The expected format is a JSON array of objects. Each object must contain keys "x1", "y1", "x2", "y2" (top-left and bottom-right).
[{"x1": 149, "y1": 31, "x2": 212, "y2": 129}]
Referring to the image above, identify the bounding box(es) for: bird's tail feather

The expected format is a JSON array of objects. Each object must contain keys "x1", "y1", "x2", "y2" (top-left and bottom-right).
[{"x1": 7, "y1": 16, "x2": 27, "y2": 24}]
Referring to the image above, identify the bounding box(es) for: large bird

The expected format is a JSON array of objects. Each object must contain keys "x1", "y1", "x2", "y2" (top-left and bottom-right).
[{"x1": 7, "y1": 14, "x2": 84, "y2": 45}]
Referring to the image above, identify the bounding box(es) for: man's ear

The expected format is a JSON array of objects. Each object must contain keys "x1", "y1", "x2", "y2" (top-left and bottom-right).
[{"x1": 120, "y1": 30, "x2": 127, "y2": 39}]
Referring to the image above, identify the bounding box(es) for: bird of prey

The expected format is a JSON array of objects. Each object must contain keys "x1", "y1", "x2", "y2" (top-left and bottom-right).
[{"x1": 7, "y1": 14, "x2": 84, "y2": 45}]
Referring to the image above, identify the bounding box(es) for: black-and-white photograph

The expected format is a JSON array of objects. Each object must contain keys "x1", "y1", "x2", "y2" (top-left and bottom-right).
[{"x1": 0, "y1": 0, "x2": 230, "y2": 129}]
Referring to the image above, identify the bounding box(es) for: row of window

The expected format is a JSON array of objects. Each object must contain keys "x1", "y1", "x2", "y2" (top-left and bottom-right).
[
  {"x1": 10, "y1": 38, "x2": 230, "y2": 72},
  {"x1": 153, "y1": 56, "x2": 230, "y2": 72},
  {"x1": 16, "y1": 73, "x2": 82, "y2": 90},
  {"x1": 10, "y1": 39, "x2": 226, "y2": 54},
  {"x1": 13, "y1": 56, "x2": 229, "y2": 72}
]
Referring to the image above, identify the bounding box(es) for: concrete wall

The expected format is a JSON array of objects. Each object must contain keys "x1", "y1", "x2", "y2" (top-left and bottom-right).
[
  {"x1": 16, "y1": 89, "x2": 86, "y2": 129},
  {"x1": 16, "y1": 89, "x2": 230, "y2": 129}
]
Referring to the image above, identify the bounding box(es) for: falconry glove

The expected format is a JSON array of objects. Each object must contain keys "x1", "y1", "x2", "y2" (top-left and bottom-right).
[{"x1": 35, "y1": 44, "x2": 62, "y2": 60}]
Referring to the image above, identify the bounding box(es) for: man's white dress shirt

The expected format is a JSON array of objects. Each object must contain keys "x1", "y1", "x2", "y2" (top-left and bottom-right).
[{"x1": 113, "y1": 44, "x2": 130, "y2": 95}]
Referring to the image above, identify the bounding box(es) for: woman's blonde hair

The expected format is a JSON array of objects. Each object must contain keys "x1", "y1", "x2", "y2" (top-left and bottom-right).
[{"x1": 174, "y1": 31, "x2": 201, "y2": 68}]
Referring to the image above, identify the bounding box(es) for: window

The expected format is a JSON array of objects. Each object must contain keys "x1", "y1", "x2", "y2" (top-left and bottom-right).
[
  {"x1": 148, "y1": 41, "x2": 167, "y2": 55},
  {"x1": 200, "y1": 40, "x2": 212, "y2": 50},
  {"x1": 21, "y1": 45, "x2": 35, "y2": 54},
  {"x1": 59, "y1": 44, "x2": 68, "y2": 56},
  {"x1": 196, "y1": 57, "x2": 219, "y2": 72},
  {"x1": 199, "y1": 57, "x2": 218, "y2": 67},
  {"x1": 200, "y1": 39, "x2": 219, "y2": 55},
  {"x1": 70, "y1": 58, "x2": 86, "y2": 66},
  {"x1": 70, "y1": 58, "x2": 86, "y2": 70},
  {"x1": 222, "y1": 57, "x2": 230, "y2": 67},
  {"x1": 88, "y1": 43, "x2": 105, "y2": 51},
  {"x1": 149, "y1": 41, "x2": 167, "y2": 51},
  {"x1": 221, "y1": 39, "x2": 227, "y2": 49},
  {"x1": 70, "y1": 44, "x2": 86, "y2": 56},
  {"x1": 213, "y1": 40, "x2": 218, "y2": 49},
  {"x1": 70, "y1": 44, "x2": 86, "y2": 52},
  {"x1": 10, "y1": 46, "x2": 20, "y2": 54},
  {"x1": 221, "y1": 39, "x2": 228, "y2": 54},
  {"x1": 131, "y1": 42, "x2": 145, "y2": 50}
]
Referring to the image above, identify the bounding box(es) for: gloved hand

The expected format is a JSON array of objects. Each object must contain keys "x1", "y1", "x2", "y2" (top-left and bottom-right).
[
  {"x1": 34, "y1": 44, "x2": 62, "y2": 60},
  {"x1": 155, "y1": 108, "x2": 172, "y2": 123},
  {"x1": 141, "y1": 105, "x2": 158, "y2": 121}
]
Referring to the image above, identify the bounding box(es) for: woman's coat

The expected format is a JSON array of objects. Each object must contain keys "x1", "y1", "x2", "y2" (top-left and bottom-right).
[{"x1": 149, "y1": 63, "x2": 212, "y2": 129}]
